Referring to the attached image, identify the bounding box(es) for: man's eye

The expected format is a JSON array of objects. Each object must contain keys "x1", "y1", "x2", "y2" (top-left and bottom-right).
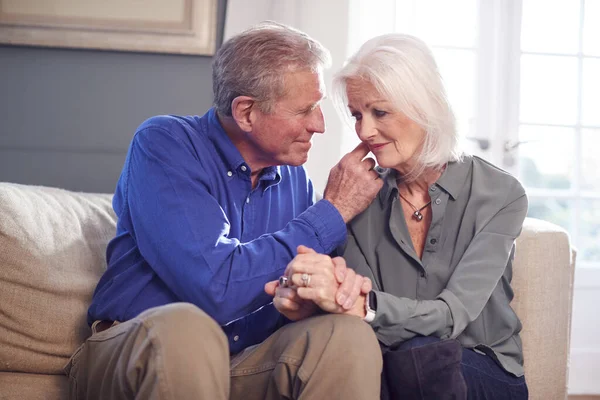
[
  {"x1": 374, "y1": 109, "x2": 387, "y2": 118},
  {"x1": 303, "y1": 105, "x2": 317, "y2": 115}
]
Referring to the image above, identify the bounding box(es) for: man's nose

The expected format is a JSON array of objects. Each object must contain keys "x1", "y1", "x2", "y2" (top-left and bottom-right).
[{"x1": 310, "y1": 106, "x2": 325, "y2": 134}]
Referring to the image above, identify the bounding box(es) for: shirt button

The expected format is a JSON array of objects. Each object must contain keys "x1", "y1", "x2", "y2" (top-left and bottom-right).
[
  {"x1": 435, "y1": 198, "x2": 441, "y2": 205},
  {"x1": 241, "y1": 165, "x2": 247, "y2": 172},
  {"x1": 246, "y1": 197, "x2": 250, "y2": 204},
  {"x1": 430, "y1": 238, "x2": 437, "y2": 245},
  {"x1": 420, "y1": 271, "x2": 426, "y2": 278},
  {"x1": 227, "y1": 171, "x2": 233, "y2": 177},
  {"x1": 233, "y1": 335, "x2": 239, "y2": 342},
  {"x1": 430, "y1": 186, "x2": 436, "y2": 192}
]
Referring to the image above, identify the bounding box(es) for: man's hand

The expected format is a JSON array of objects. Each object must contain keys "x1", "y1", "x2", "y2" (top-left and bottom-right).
[
  {"x1": 265, "y1": 280, "x2": 319, "y2": 321},
  {"x1": 323, "y1": 142, "x2": 384, "y2": 223}
]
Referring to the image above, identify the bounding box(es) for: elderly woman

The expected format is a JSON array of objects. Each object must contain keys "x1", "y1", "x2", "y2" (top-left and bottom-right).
[{"x1": 270, "y1": 33, "x2": 529, "y2": 399}]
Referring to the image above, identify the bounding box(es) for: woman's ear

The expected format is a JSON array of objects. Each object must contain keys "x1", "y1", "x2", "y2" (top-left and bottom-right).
[{"x1": 231, "y1": 96, "x2": 255, "y2": 132}]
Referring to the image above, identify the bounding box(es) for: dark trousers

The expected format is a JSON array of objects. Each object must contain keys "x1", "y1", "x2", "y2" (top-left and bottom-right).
[{"x1": 381, "y1": 336, "x2": 528, "y2": 400}]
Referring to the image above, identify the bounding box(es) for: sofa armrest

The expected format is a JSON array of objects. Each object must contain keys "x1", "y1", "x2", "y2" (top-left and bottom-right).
[{"x1": 512, "y1": 217, "x2": 576, "y2": 400}]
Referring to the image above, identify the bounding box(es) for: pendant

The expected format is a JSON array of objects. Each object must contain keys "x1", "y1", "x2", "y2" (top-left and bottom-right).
[{"x1": 413, "y1": 210, "x2": 424, "y2": 221}]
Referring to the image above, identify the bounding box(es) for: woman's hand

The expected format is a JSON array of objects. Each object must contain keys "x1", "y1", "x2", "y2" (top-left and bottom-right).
[
  {"x1": 331, "y1": 256, "x2": 373, "y2": 309},
  {"x1": 266, "y1": 245, "x2": 373, "y2": 318},
  {"x1": 285, "y1": 245, "x2": 372, "y2": 313},
  {"x1": 284, "y1": 246, "x2": 343, "y2": 313}
]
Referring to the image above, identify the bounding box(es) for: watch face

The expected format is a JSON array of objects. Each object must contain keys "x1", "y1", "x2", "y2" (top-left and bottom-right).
[{"x1": 368, "y1": 291, "x2": 377, "y2": 311}]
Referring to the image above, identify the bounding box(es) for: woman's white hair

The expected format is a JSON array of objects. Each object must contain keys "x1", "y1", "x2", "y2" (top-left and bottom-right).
[
  {"x1": 333, "y1": 34, "x2": 462, "y2": 180},
  {"x1": 213, "y1": 21, "x2": 331, "y2": 116}
]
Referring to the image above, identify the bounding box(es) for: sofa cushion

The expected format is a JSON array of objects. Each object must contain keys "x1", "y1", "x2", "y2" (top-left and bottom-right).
[
  {"x1": 0, "y1": 183, "x2": 116, "y2": 375},
  {"x1": 0, "y1": 371, "x2": 68, "y2": 400}
]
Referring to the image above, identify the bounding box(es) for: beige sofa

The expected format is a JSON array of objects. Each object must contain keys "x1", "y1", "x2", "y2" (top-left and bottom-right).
[{"x1": 0, "y1": 182, "x2": 576, "y2": 400}]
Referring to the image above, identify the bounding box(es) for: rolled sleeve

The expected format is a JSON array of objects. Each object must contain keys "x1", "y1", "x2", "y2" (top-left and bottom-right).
[{"x1": 299, "y1": 199, "x2": 347, "y2": 254}]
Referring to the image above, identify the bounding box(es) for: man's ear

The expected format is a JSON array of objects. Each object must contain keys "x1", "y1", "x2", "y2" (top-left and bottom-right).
[{"x1": 231, "y1": 96, "x2": 256, "y2": 132}]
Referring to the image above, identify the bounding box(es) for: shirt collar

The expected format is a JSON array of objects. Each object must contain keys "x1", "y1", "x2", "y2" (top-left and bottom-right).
[
  {"x1": 206, "y1": 108, "x2": 282, "y2": 183},
  {"x1": 378, "y1": 168, "x2": 399, "y2": 208},
  {"x1": 435, "y1": 155, "x2": 472, "y2": 200},
  {"x1": 378, "y1": 154, "x2": 472, "y2": 207},
  {"x1": 206, "y1": 108, "x2": 247, "y2": 172},
  {"x1": 258, "y1": 166, "x2": 282, "y2": 188}
]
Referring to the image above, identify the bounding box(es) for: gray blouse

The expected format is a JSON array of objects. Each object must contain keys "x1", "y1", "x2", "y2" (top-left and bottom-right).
[{"x1": 339, "y1": 155, "x2": 528, "y2": 377}]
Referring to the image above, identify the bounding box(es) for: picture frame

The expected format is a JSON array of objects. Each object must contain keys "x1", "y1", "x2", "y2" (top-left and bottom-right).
[{"x1": 0, "y1": 0, "x2": 218, "y2": 55}]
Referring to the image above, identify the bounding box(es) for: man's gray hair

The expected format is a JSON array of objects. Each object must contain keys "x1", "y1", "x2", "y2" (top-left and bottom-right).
[
  {"x1": 333, "y1": 34, "x2": 462, "y2": 180},
  {"x1": 213, "y1": 21, "x2": 331, "y2": 116}
]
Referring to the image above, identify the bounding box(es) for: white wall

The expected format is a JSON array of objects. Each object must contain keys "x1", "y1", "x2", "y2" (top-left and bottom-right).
[{"x1": 569, "y1": 267, "x2": 600, "y2": 394}]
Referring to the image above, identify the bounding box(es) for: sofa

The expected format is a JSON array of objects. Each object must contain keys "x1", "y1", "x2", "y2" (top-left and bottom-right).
[{"x1": 0, "y1": 182, "x2": 576, "y2": 400}]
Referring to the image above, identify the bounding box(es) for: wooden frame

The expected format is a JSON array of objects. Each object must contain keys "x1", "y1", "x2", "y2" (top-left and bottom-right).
[{"x1": 0, "y1": 0, "x2": 218, "y2": 55}]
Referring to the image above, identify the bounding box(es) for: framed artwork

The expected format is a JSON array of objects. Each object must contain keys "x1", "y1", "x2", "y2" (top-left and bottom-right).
[{"x1": 0, "y1": 0, "x2": 218, "y2": 55}]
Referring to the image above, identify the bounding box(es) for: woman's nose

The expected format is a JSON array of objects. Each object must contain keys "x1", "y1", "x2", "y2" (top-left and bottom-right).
[{"x1": 357, "y1": 118, "x2": 376, "y2": 141}]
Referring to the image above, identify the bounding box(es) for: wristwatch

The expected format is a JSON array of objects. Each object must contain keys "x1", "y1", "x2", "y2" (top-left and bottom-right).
[{"x1": 364, "y1": 291, "x2": 377, "y2": 323}]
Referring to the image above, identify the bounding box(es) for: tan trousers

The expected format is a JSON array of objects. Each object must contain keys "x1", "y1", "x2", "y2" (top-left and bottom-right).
[{"x1": 65, "y1": 303, "x2": 382, "y2": 400}]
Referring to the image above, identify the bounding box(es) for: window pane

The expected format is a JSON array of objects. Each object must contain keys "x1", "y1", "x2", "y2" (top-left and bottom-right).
[
  {"x1": 519, "y1": 55, "x2": 578, "y2": 125},
  {"x1": 521, "y1": 0, "x2": 580, "y2": 54},
  {"x1": 583, "y1": 0, "x2": 600, "y2": 56},
  {"x1": 518, "y1": 125, "x2": 574, "y2": 189},
  {"x1": 582, "y1": 129, "x2": 600, "y2": 191},
  {"x1": 527, "y1": 197, "x2": 572, "y2": 233},
  {"x1": 409, "y1": 0, "x2": 477, "y2": 47},
  {"x1": 582, "y1": 58, "x2": 600, "y2": 126},
  {"x1": 580, "y1": 200, "x2": 600, "y2": 263},
  {"x1": 348, "y1": 0, "x2": 396, "y2": 54},
  {"x1": 433, "y1": 49, "x2": 476, "y2": 138}
]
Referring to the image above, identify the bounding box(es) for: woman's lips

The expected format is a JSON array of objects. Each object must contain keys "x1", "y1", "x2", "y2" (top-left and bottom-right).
[{"x1": 369, "y1": 143, "x2": 388, "y2": 152}]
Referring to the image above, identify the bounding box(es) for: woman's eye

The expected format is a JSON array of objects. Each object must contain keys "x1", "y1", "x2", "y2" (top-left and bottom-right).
[
  {"x1": 374, "y1": 109, "x2": 387, "y2": 118},
  {"x1": 351, "y1": 112, "x2": 362, "y2": 121}
]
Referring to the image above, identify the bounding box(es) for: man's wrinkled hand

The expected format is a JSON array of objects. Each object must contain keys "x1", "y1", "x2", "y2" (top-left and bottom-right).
[
  {"x1": 323, "y1": 142, "x2": 383, "y2": 223},
  {"x1": 265, "y1": 279, "x2": 319, "y2": 321}
]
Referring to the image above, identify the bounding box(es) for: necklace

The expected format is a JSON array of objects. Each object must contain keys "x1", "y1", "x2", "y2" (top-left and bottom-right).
[{"x1": 398, "y1": 192, "x2": 431, "y2": 222}]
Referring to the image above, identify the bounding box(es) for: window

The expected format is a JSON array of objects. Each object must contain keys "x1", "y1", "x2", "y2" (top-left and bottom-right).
[{"x1": 346, "y1": 0, "x2": 600, "y2": 268}]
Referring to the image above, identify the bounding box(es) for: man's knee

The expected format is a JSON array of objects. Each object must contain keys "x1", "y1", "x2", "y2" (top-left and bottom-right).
[
  {"x1": 132, "y1": 303, "x2": 230, "y2": 391},
  {"x1": 314, "y1": 314, "x2": 382, "y2": 367},
  {"x1": 136, "y1": 303, "x2": 228, "y2": 354}
]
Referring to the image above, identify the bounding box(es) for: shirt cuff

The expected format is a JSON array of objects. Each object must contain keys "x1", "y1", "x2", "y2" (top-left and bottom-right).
[{"x1": 299, "y1": 199, "x2": 347, "y2": 254}]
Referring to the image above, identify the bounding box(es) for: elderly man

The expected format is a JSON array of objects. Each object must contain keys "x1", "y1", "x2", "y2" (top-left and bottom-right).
[{"x1": 65, "y1": 22, "x2": 383, "y2": 400}]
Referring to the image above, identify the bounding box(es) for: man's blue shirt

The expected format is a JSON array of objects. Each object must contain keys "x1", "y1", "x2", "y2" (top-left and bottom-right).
[{"x1": 88, "y1": 108, "x2": 347, "y2": 353}]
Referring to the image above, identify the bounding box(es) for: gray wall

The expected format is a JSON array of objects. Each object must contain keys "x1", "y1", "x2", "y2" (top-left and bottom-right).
[{"x1": 0, "y1": 1, "x2": 227, "y2": 193}]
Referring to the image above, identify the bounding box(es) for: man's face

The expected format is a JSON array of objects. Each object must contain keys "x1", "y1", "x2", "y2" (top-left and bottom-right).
[{"x1": 250, "y1": 69, "x2": 326, "y2": 167}]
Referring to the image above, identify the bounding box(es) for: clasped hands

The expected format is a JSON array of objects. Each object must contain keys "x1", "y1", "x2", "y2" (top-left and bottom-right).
[{"x1": 264, "y1": 245, "x2": 370, "y2": 321}]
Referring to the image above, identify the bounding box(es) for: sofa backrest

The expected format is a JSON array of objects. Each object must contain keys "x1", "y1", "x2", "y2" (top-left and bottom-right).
[{"x1": 0, "y1": 183, "x2": 116, "y2": 375}]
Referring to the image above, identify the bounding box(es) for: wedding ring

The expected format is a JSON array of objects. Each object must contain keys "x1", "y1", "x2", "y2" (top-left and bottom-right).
[
  {"x1": 279, "y1": 276, "x2": 289, "y2": 288},
  {"x1": 301, "y1": 273, "x2": 311, "y2": 287}
]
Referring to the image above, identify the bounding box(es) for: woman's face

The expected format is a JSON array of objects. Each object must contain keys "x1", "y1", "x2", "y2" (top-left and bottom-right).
[{"x1": 346, "y1": 78, "x2": 425, "y2": 171}]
